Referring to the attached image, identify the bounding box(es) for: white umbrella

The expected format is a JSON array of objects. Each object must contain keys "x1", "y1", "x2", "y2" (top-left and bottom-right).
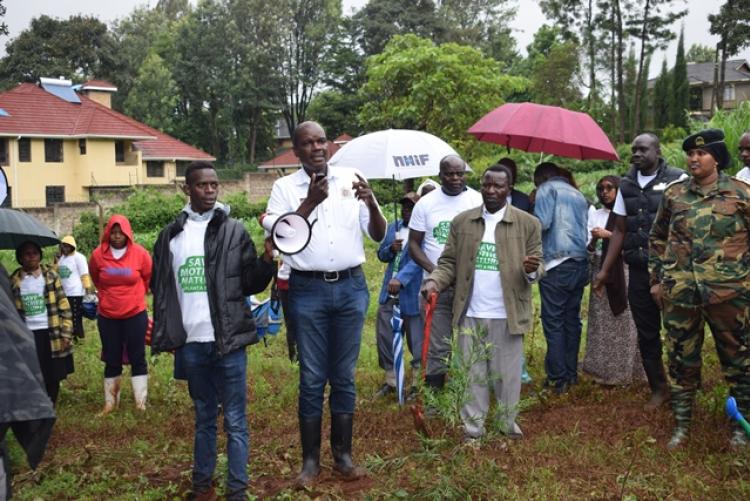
[{"x1": 328, "y1": 129, "x2": 461, "y2": 180}]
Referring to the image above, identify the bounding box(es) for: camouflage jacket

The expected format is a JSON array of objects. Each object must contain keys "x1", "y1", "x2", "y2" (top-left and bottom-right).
[
  {"x1": 10, "y1": 264, "x2": 73, "y2": 357},
  {"x1": 648, "y1": 173, "x2": 750, "y2": 306}
]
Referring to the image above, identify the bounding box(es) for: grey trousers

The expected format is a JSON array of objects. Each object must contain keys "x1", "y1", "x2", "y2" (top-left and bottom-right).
[
  {"x1": 421, "y1": 287, "x2": 454, "y2": 376},
  {"x1": 459, "y1": 317, "x2": 523, "y2": 438},
  {"x1": 376, "y1": 297, "x2": 423, "y2": 371}
]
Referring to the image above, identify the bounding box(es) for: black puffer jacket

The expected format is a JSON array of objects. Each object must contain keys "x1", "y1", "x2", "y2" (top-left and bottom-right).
[
  {"x1": 150, "y1": 209, "x2": 275, "y2": 356},
  {"x1": 619, "y1": 158, "x2": 684, "y2": 269}
]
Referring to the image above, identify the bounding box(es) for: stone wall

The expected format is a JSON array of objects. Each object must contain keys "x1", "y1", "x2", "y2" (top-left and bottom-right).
[{"x1": 21, "y1": 171, "x2": 281, "y2": 237}]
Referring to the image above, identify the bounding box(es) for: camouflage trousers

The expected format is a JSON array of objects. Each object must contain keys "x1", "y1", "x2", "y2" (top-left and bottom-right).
[{"x1": 663, "y1": 296, "x2": 750, "y2": 423}]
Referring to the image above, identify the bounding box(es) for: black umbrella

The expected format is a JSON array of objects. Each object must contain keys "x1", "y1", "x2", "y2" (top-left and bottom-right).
[{"x1": 0, "y1": 208, "x2": 59, "y2": 249}]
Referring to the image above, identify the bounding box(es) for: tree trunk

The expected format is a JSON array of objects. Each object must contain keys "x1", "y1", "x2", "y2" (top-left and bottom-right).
[
  {"x1": 718, "y1": 41, "x2": 728, "y2": 109},
  {"x1": 610, "y1": 9, "x2": 617, "y2": 136},
  {"x1": 710, "y1": 44, "x2": 719, "y2": 112},
  {"x1": 632, "y1": 0, "x2": 651, "y2": 139},
  {"x1": 586, "y1": 0, "x2": 596, "y2": 109},
  {"x1": 615, "y1": 0, "x2": 626, "y2": 144}
]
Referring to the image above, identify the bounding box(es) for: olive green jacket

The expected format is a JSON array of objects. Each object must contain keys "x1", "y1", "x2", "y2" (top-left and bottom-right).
[{"x1": 427, "y1": 204, "x2": 544, "y2": 335}]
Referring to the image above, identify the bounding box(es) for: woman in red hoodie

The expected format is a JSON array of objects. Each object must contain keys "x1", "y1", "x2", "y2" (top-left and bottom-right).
[{"x1": 89, "y1": 214, "x2": 152, "y2": 415}]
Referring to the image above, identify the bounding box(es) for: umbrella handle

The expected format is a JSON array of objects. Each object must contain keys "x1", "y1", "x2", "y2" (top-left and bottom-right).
[
  {"x1": 420, "y1": 292, "x2": 438, "y2": 382},
  {"x1": 727, "y1": 397, "x2": 750, "y2": 438}
]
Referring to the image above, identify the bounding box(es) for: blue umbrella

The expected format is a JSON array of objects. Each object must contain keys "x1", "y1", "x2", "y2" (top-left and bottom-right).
[{"x1": 391, "y1": 301, "x2": 406, "y2": 405}]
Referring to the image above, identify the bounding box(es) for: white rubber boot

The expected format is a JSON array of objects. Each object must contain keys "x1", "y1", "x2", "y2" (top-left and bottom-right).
[
  {"x1": 132, "y1": 375, "x2": 148, "y2": 411},
  {"x1": 98, "y1": 376, "x2": 121, "y2": 416}
]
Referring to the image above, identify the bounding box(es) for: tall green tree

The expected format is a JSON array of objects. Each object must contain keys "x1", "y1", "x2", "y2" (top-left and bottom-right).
[
  {"x1": 652, "y1": 58, "x2": 671, "y2": 129},
  {"x1": 670, "y1": 28, "x2": 689, "y2": 128},
  {"x1": 0, "y1": 0, "x2": 8, "y2": 38},
  {"x1": 638, "y1": 54, "x2": 651, "y2": 130},
  {"x1": 435, "y1": 0, "x2": 518, "y2": 67},
  {"x1": 110, "y1": 6, "x2": 181, "y2": 110},
  {"x1": 352, "y1": 0, "x2": 440, "y2": 56},
  {"x1": 274, "y1": 0, "x2": 342, "y2": 136},
  {"x1": 625, "y1": 0, "x2": 686, "y2": 137},
  {"x1": 0, "y1": 15, "x2": 119, "y2": 88},
  {"x1": 685, "y1": 43, "x2": 715, "y2": 63},
  {"x1": 123, "y1": 52, "x2": 179, "y2": 135},
  {"x1": 358, "y1": 34, "x2": 527, "y2": 157},
  {"x1": 709, "y1": 0, "x2": 750, "y2": 109}
]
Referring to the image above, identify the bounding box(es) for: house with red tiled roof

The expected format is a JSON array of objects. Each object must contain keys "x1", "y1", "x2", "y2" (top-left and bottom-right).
[
  {"x1": 259, "y1": 133, "x2": 352, "y2": 174},
  {"x1": 0, "y1": 78, "x2": 214, "y2": 208}
]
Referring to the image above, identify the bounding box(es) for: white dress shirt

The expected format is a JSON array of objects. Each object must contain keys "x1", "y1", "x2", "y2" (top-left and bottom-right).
[{"x1": 265, "y1": 166, "x2": 383, "y2": 272}]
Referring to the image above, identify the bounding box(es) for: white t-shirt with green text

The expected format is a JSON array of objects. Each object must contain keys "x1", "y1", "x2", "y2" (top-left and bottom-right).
[
  {"x1": 170, "y1": 218, "x2": 214, "y2": 343},
  {"x1": 20, "y1": 273, "x2": 49, "y2": 331},
  {"x1": 58, "y1": 252, "x2": 89, "y2": 297},
  {"x1": 409, "y1": 187, "x2": 483, "y2": 275},
  {"x1": 467, "y1": 206, "x2": 507, "y2": 319}
]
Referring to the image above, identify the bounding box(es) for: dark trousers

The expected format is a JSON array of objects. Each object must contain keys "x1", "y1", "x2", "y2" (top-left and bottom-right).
[
  {"x1": 98, "y1": 311, "x2": 148, "y2": 378},
  {"x1": 627, "y1": 266, "x2": 662, "y2": 362}
]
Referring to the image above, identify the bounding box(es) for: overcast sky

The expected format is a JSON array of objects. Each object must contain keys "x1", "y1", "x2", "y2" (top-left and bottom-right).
[{"x1": 3, "y1": 0, "x2": 746, "y2": 78}]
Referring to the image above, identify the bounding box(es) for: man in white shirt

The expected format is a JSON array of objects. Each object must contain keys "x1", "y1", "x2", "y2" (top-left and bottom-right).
[
  {"x1": 592, "y1": 133, "x2": 685, "y2": 410},
  {"x1": 265, "y1": 121, "x2": 386, "y2": 488},
  {"x1": 737, "y1": 130, "x2": 750, "y2": 182},
  {"x1": 421, "y1": 165, "x2": 542, "y2": 440},
  {"x1": 408, "y1": 155, "x2": 483, "y2": 393}
]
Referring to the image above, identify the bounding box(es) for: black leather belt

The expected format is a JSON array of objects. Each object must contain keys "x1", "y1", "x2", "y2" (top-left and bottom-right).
[{"x1": 291, "y1": 266, "x2": 362, "y2": 283}]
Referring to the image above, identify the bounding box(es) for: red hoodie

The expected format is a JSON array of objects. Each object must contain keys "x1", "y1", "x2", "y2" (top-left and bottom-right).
[{"x1": 89, "y1": 214, "x2": 152, "y2": 319}]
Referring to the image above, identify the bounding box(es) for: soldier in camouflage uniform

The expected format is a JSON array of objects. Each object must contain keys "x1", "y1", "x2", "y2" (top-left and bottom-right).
[{"x1": 649, "y1": 129, "x2": 750, "y2": 449}]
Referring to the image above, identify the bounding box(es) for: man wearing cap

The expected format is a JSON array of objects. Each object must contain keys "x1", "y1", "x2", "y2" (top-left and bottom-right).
[
  {"x1": 593, "y1": 133, "x2": 685, "y2": 409},
  {"x1": 421, "y1": 164, "x2": 543, "y2": 440},
  {"x1": 409, "y1": 155, "x2": 483, "y2": 394},
  {"x1": 265, "y1": 121, "x2": 386, "y2": 488},
  {"x1": 374, "y1": 192, "x2": 424, "y2": 398},
  {"x1": 649, "y1": 129, "x2": 750, "y2": 449},
  {"x1": 56, "y1": 235, "x2": 94, "y2": 339}
]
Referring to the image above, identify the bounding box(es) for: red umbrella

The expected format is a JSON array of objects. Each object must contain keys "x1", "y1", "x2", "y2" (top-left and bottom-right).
[{"x1": 468, "y1": 102, "x2": 619, "y2": 161}]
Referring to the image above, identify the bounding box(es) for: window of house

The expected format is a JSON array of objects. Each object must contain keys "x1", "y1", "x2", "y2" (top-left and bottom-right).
[
  {"x1": 79, "y1": 139, "x2": 87, "y2": 155},
  {"x1": 0, "y1": 139, "x2": 8, "y2": 165},
  {"x1": 689, "y1": 87, "x2": 703, "y2": 111},
  {"x1": 18, "y1": 138, "x2": 31, "y2": 162},
  {"x1": 45, "y1": 186, "x2": 65, "y2": 206},
  {"x1": 1, "y1": 186, "x2": 11, "y2": 208},
  {"x1": 115, "y1": 140, "x2": 125, "y2": 163},
  {"x1": 723, "y1": 84, "x2": 736, "y2": 102},
  {"x1": 44, "y1": 139, "x2": 63, "y2": 162},
  {"x1": 146, "y1": 161, "x2": 164, "y2": 178},
  {"x1": 176, "y1": 161, "x2": 190, "y2": 178}
]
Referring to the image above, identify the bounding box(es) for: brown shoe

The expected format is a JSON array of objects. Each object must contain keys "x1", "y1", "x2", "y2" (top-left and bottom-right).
[{"x1": 191, "y1": 486, "x2": 217, "y2": 501}]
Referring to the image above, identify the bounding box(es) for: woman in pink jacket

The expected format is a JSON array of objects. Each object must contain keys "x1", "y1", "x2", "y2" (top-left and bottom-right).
[{"x1": 89, "y1": 215, "x2": 152, "y2": 415}]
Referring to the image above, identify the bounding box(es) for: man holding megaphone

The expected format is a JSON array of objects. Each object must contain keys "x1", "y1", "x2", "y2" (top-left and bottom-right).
[{"x1": 265, "y1": 121, "x2": 386, "y2": 488}]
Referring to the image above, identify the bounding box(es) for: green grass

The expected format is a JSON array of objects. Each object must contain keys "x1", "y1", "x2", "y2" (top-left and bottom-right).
[{"x1": 6, "y1": 172, "x2": 750, "y2": 499}]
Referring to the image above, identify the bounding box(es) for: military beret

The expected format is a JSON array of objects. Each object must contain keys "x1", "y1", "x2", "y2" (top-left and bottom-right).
[{"x1": 682, "y1": 128, "x2": 730, "y2": 169}]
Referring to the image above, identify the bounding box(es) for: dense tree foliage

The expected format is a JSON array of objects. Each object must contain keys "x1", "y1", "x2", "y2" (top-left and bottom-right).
[{"x1": 358, "y1": 35, "x2": 527, "y2": 156}]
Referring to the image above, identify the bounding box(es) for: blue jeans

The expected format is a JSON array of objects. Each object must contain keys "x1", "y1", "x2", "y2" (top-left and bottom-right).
[
  {"x1": 288, "y1": 269, "x2": 370, "y2": 417},
  {"x1": 179, "y1": 343, "x2": 248, "y2": 498},
  {"x1": 539, "y1": 258, "x2": 589, "y2": 384}
]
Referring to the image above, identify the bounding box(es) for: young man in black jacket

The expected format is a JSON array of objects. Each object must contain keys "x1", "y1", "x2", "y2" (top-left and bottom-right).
[{"x1": 151, "y1": 161, "x2": 275, "y2": 501}]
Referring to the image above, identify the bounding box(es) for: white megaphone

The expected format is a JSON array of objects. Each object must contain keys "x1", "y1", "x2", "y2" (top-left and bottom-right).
[{"x1": 267, "y1": 212, "x2": 315, "y2": 255}]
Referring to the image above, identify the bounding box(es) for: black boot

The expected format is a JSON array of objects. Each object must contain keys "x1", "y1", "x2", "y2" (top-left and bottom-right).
[
  {"x1": 425, "y1": 374, "x2": 445, "y2": 391},
  {"x1": 642, "y1": 358, "x2": 669, "y2": 410},
  {"x1": 667, "y1": 388, "x2": 693, "y2": 450},
  {"x1": 294, "y1": 416, "x2": 321, "y2": 488},
  {"x1": 330, "y1": 414, "x2": 366, "y2": 479}
]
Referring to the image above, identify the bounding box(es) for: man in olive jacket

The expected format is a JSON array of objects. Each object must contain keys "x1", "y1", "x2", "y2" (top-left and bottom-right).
[{"x1": 421, "y1": 165, "x2": 543, "y2": 440}]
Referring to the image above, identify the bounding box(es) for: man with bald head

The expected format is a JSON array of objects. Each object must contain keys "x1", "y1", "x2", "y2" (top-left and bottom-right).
[
  {"x1": 593, "y1": 133, "x2": 684, "y2": 410},
  {"x1": 265, "y1": 121, "x2": 386, "y2": 487},
  {"x1": 409, "y1": 155, "x2": 483, "y2": 394}
]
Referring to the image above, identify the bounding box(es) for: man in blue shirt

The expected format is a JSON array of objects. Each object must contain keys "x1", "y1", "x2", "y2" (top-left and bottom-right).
[
  {"x1": 533, "y1": 162, "x2": 589, "y2": 394},
  {"x1": 374, "y1": 192, "x2": 424, "y2": 398}
]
